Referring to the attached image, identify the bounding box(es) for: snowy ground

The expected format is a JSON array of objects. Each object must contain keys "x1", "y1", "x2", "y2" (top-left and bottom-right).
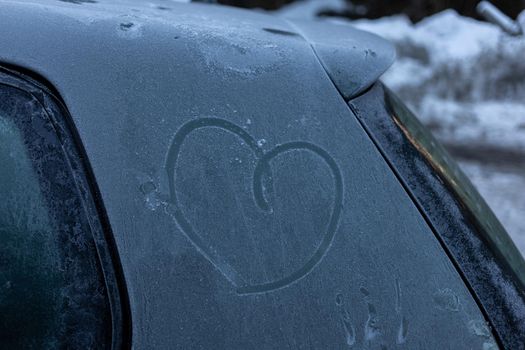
[{"x1": 277, "y1": 1, "x2": 525, "y2": 256}]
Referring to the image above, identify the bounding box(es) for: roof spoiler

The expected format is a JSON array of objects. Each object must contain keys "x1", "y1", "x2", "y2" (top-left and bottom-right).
[{"x1": 288, "y1": 19, "x2": 395, "y2": 100}]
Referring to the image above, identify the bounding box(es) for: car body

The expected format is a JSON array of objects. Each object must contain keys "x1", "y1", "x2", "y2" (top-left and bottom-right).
[{"x1": 0, "y1": 0, "x2": 524, "y2": 349}]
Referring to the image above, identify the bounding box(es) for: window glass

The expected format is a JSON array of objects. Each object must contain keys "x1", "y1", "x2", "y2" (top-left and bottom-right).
[
  {"x1": 0, "y1": 114, "x2": 65, "y2": 348},
  {"x1": 0, "y1": 86, "x2": 111, "y2": 349},
  {"x1": 385, "y1": 88, "x2": 525, "y2": 286}
]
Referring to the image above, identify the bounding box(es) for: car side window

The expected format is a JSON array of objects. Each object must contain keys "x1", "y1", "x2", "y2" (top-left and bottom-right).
[{"x1": 0, "y1": 77, "x2": 119, "y2": 349}]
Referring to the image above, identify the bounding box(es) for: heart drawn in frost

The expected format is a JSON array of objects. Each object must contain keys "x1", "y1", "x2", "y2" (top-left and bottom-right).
[{"x1": 165, "y1": 117, "x2": 343, "y2": 295}]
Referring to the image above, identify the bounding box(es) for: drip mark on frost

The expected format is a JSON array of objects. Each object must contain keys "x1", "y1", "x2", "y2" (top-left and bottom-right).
[
  {"x1": 335, "y1": 293, "x2": 344, "y2": 306},
  {"x1": 394, "y1": 278, "x2": 408, "y2": 344},
  {"x1": 468, "y1": 320, "x2": 498, "y2": 350},
  {"x1": 432, "y1": 288, "x2": 460, "y2": 312},
  {"x1": 395, "y1": 278, "x2": 401, "y2": 313},
  {"x1": 364, "y1": 301, "x2": 381, "y2": 342},
  {"x1": 397, "y1": 316, "x2": 408, "y2": 345},
  {"x1": 336, "y1": 280, "x2": 409, "y2": 347},
  {"x1": 120, "y1": 22, "x2": 134, "y2": 30},
  {"x1": 140, "y1": 181, "x2": 161, "y2": 211},
  {"x1": 359, "y1": 287, "x2": 384, "y2": 346},
  {"x1": 359, "y1": 287, "x2": 379, "y2": 343},
  {"x1": 359, "y1": 286, "x2": 370, "y2": 297},
  {"x1": 342, "y1": 308, "x2": 357, "y2": 346},
  {"x1": 118, "y1": 22, "x2": 143, "y2": 39},
  {"x1": 335, "y1": 293, "x2": 356, "y2": 347}
]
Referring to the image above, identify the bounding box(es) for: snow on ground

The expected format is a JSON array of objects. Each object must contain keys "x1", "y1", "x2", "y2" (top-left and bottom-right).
[
  {"x1": 278, "y1": 1, "x2": 525, "y2": 255},
  {"x1": 346, "y1": 9, "x2": 525, "y2": 150}
]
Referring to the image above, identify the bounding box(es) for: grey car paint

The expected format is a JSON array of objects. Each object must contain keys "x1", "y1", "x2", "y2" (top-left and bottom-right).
[{"x1": 0, "y1": 0, "x2": 497, "y2": 348}]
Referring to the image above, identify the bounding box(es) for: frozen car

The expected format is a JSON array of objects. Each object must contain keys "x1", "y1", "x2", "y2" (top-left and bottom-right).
[{"x1": 0, "y1": 0, "x2": 524, "y2": 349}]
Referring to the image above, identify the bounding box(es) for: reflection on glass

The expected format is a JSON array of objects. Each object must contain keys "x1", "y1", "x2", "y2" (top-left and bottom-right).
[{"x1": 385, "y1": 89, "x2": 525, "y2": 286}]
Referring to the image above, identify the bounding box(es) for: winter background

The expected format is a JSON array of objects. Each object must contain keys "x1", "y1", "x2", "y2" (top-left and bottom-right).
[{"x1": 276, "y1": 0, "x2": 525, "y2": 257}]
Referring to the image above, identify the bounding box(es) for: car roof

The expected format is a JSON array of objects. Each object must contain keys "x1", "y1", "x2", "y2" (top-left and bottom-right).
[{"x1": 0, "y1": 0, "x2": 394, "y2": 101}]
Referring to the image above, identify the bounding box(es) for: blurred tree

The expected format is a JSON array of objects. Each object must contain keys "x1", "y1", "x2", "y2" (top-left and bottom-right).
[
  {"x1": 320, "y1": 0, "x2": 525, "y2": 22},
  {"x1": 217, "y1": 0, "x2": 524, "y2": 22}
]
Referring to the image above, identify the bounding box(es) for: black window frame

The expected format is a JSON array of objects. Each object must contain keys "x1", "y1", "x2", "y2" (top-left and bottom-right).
[{"x1": 0, "y1": 66, "x2": 131, "y2": 349}]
